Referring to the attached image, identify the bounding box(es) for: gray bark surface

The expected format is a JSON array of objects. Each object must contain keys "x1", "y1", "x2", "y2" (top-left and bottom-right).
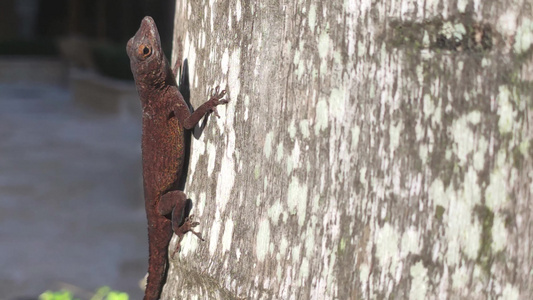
[{"x1": 162, "y1": 0, "x2": 533, "y2": 299}]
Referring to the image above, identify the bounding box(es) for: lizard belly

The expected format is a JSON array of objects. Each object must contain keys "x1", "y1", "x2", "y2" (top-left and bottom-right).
[{"x1": 142, "y1": 116, "x2": 186, "y2": 203}]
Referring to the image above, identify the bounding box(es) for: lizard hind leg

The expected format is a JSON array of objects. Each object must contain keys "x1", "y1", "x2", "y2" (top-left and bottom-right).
[
  {"x1": 171, "y1": 205, "x2": 205, "y2": 258},
  {"x1": 157, "y1": 190, "x2": 187, "y2": 216},
  {"x1": 159, "y1": 191, "x2": 205, "y2": 258}
]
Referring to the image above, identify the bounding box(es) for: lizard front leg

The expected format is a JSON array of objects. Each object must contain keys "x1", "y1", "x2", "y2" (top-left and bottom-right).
[
  {"x1": 157, "y1": 191, "x2": 204, "y2": 258},
  {"x1": 182, "y1": 86, "x2": 229, "y2": 129}
]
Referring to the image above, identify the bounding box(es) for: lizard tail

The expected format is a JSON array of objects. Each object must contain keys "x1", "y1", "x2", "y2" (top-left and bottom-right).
[{"x1": 144, "y1": 230, "x2": 171, "y2": 300}]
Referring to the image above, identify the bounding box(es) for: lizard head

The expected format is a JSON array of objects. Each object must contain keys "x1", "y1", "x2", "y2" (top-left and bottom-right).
[{"x1": 127, "y1": 16, "x2": 169, "y2": 89}]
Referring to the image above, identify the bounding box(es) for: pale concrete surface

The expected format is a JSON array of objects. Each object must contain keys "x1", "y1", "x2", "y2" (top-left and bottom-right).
[{"x1": 0, "y1": 83, "x2": 148, "y2": 299}]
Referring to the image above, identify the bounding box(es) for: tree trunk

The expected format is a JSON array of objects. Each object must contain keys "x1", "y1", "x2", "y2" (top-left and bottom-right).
[{"x1": 163, "y1": 0, "x2": 533, "y2": 299}]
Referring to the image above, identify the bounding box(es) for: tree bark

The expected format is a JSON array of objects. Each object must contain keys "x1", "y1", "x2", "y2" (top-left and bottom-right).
[{"x1": 163, "y1": 0, "x2": 533, "y2": 299}]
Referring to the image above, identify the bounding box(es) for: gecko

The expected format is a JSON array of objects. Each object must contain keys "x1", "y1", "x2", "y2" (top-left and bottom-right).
[{"x1": 127, "y1": 16, "x2": 228, "y2": 300}]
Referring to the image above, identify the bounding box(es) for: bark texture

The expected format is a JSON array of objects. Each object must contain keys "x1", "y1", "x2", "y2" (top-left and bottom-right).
[{"x1": 163, "y1": 0, "x2": 533, "y2": 299}]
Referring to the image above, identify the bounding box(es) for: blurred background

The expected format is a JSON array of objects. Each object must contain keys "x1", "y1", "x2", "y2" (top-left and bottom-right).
[{"x1": 0, "y1": 0, "x2": 175, "y2": 299}]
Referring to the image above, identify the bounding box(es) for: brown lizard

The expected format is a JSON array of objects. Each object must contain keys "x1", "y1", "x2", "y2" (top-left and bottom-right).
[{"x1": 127, "y1": 16, "x2": 228, "y2": 300}]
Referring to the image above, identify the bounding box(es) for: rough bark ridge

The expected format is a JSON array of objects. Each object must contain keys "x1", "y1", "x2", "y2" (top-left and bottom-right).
[{"x1": 163, "y1": 0, "x2": 533, "y2": 299}]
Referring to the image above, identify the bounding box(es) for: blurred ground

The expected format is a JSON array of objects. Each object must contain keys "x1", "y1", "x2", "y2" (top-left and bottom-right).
[{"x1": 0, "y1": 83, "x2": 147, "y2": 299}]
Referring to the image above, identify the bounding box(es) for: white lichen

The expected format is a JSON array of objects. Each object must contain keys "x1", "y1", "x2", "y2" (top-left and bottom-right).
[
  {"x1": 276, "y1": 142, "x2": 284, "y2": 162},
  {"x1": 452, "y1": 265, "x2": 468, "y2": 289},
  {"x1": 501, "y1": 283, "x2": 520, "y2": 300},
  {"x1": 473, "y1": 136, "x2": 488, "y2": 171},
  {"x1": 291, "y1": 244, "x2": 301, "y2": 265},
  {"x1": 221, "y1": 48, "x2": 229, "y2": 75},
  {"x1": 263, "y1": 131, "x2": 274, "y2": 158},
  {"x1": 299, "y1": 119, "x2": 310, "y2": 139},
  {"x1": 314, "y1": 98, "x2": 329, "y2": 134},
  {"x1": 453, "y1": 23, "x2": 466, "y2": 40},
  {"x1": 206, "y1": 141, "x2": 216, "y2": 176},
  {"x1": 197, "y1": 192, "x2": 206, "y2": 217},
  {"x1": 359, "y1": 263, "x2": 370, "y2": 297},
  {"x1": 513, "y1": 18, "x2": 533, "y2": 54},
  {"x1": 303, "y1": 225, "x2": 316, "y2": 257},
  {"x1": 256, "y1": 218, "x2": 271, "y2": 262},
  {"x1": 451, "y1": 206, "x2": 481, "y2": 263},
  {"x1": 389, "y1": 120, "x2": 402, "y2": 153},
  {"x1": 189, "y1": 136, "x2": 206, "y2": 179},
  {"x1": 400, "y1": 227, "x2": 421, "y2": 257},
  {"x1": 329, "y1": 88, "x2": 346, "y2": 120},
  {"x1": 423, "y1": 94, "x2": 434, "y2": 119},
  {"x1": 497, "y1": 85, "x2": 516, "y2": 134},
  {"x1": 351, "y1": 125, "x2": 360, "y2": 151},
  {"x1": 228, "y1": 49, "x2": 241, "y2": 101},
  {"x1": 287, "y1": 177, "x2": 308, "y2": 227},
  {"x1": 422, "y1": 31, "x2": 430, "y2": 47},
  {"x1": 429, "y1": 178, "x2": 446, "y2": 208},
  {"x1": 491, "y1": 213, "x2": 508, "y2": 253},
  {"x1": 235, "y1": 0, "x2": 242, "y2": 22},
  {"x1": 485, "y1": 151, "x2": 509, "y2": 212},
  {"x1": 440, "y1": 22, "x2": 455, "y2": 39},
  {"x1": 416, "y1": 64, "x2": 424, "y2": 85},
  {"x1": 209, "y1": 212, "x2": 221, "y2": 255},
  {"x1": 299, "y1": 257, "x2": 310, "y2": 284},
  {"x1": 215, "y1": 129, "x2": 236, "y2": 213},
  {"x1": 289, "y1": 119, "x2": 297, "y2": 139},
  {"x1": 375, "y1": 223, "x2": 400, "y2": 274},
  {"x1": 409, "y1": 261, "x2": 428, "y2": 300},
  {"x1": 461, "y1": 167, "x2": 481, "y2": 206},
  {"x1": 318, "y1": 32, "x2": 330, "y2": 59},
  {"x1": 457, "y1": 0, "x2": 468, "y2": 12},
  {"x1": 451, "y1": 113, "x2": 475, "y2": 166},
  {"x1": 497, "y1": 11, "x2": 517, "y2": 37},
  {"x1": 222, "y1": 218, "x2": 234, "y2": 252},
  {"x1": 308, "y1": 4, "x2": 317, "y2": 33},
  {"x1": 268, "y1": 199, "x2": 283, "y2": 224},
  {"x1": 243, "y1": 95, "x2": 249, "y2": 121},
  {"x1": 286, "y1": 140, "x2": 301, "y2": 175},
  {"x1": 419, "y1": 144, "x2": 428, "y2": 164}
]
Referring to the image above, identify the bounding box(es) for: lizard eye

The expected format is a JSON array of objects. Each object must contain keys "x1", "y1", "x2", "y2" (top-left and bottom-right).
[{"x1": 138, "y1": 44, "x2": 152, "y2": 59}]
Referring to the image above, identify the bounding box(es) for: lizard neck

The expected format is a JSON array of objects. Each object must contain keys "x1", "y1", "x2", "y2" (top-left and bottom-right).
[{"x1": 141, "y1": 85, "x2": 175, "y2": 119}]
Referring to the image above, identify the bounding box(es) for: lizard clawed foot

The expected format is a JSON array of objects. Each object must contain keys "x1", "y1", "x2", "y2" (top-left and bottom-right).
[
  {"x1": 171, "y1": 236, "x2": 184, "y2": 259},
  {"x1": 185, "y1": 215, "x2": 204, "y2": 241},
  {"x1": 208, "y1": 86, "x2": 229, "y2": 118},
  {"x1": 171, "y1": 215, "x2": 204, "y2": 258}
]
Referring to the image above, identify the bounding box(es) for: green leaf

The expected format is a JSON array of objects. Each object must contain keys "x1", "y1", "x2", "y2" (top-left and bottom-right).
[
  {"x1": 39, "y1": 290, "x2": 78, "y2": 300},
  {"x1": 40, "y1": 286, "x2": 128, "y2": 300},
  {"x1": 107, "y1": 291, "x2": 129, "y2": 300}
]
